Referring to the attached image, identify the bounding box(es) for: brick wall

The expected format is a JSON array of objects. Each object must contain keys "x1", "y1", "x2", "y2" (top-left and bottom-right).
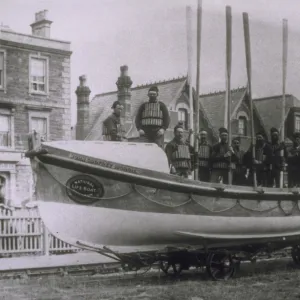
[
  {"x1": 0, "y1": 39, "x2": 72, "y2": 205},
  {"x1": 1, "y1": 45, "x2": 71, "y2": 148}
]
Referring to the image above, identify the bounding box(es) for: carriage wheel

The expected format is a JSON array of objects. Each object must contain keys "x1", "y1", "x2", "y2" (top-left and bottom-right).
[
  {"x1": 291, "y1": 245, "x2": 300, "y2": 265},
  {"x1": 206, "y1": 253, "x2": 236, "y2": 281},
  {"x1": 159, "y1": 261, "x2": 182, "y2": 275}
]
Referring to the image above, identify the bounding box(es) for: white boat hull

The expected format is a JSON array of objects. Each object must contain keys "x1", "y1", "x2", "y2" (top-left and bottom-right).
[{"x1": 39, "y1": 201, "x2": 300, "y2": 253}]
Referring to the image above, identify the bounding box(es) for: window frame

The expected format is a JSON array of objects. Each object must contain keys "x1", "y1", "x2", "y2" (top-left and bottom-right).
[
  {"x1": 29, "y1": 54, "x2": 49, "y2": 96},
  {"x1": 295, "y1": 114, "x2": 300, "y2": 132},
  {"x1": 238, "y1": 116, "x2": 247, "y2": 136},
  {"x1": 0, "y1": 49, "x2": 7, "y2": 92},
  {"x1": 178, "y1": 108, "x2": 188, "y2": 130},
  {"x1": 0, "y1": 108, "x2": 14, "y2": 149},
  {"x1": 28, "y1": 111, "x2": 50, "y2": 141}
]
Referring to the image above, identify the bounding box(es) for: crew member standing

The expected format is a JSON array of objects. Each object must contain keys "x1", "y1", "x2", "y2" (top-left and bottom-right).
[
  {"x1": 244, "y1": 131, "x2": 272, "y2": 187},
  {"x1": 210, "y1": 127, "x2": 237, "y2": 184},
  {"x1": 102, "y1": 101, "x2": 124, "y2": 141},
  {"x1": 135, "y1": 86, "x2": 170, "y2": 148},
  {"x1": 287, "y1": 132, "x2": 300, "y2": 187},
  {"x1": 165, "y1": 122, "x2": 194, "y2": 178},
  {"x1": 231, "y1": 137, "x2": 247, "y2": 186},
  {"x1": 197, "y1": 129, "x2": 212, "y2": 182},
  {"x1": 268, "y1": 127, "x2": 288, "y2": 187}
]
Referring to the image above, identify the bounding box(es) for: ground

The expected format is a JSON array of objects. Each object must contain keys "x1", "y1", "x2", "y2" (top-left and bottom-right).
[{"x1": 0, "y1": 258, "x2": 300, "y2": 300}]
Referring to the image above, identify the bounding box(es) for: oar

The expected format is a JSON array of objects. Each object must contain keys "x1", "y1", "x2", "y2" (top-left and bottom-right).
[{"x1": 243, "y1": 12, "x2": 257, "y2": 189}]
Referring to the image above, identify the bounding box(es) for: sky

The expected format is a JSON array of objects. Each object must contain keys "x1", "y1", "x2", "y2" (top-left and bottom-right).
[{"x1": 1, "y1": 0, "x2": 300, "y2": 125}]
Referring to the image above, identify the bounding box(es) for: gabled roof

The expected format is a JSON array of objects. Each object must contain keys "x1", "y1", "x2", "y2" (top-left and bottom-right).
[
  {"x1": 253, "y1": 94, "x2": 300, "y2": 136},
  {"x1": 199, "y1": 87, "x2": 247, "y2": 134},
  {"x1": 85, "y1": 76, "x2": 187, "y2": 140}
]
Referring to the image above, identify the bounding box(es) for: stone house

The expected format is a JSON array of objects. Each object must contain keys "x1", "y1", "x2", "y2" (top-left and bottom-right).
[
  {"x1": 0, "y1": 10, "x2": 72, "y2": 206},
  {"x1": 75, "y1": 65, "x2": 300, "y2": 153}
]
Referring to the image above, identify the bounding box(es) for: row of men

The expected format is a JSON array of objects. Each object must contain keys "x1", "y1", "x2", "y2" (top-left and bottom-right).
[
  {"x1": 102, "y1": 85, "x2": 300, "y2": 187},
  {"x1": 166, "y1": 123, "x2": 300, "y2": 188}
]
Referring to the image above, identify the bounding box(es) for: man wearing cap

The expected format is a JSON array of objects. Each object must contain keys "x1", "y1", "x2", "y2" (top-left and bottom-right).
[
  {"x1": 287, "y1": 132, "x2": 300, "y2": 187},
  {"x1": 244, "y1": 131, "x2": 272, "y2": 187},
  {"x1": 268, "y1": 127, "x2": 288, "y2": 187},
  {"x1": 231, "y1": 137, "x2": 247, "y2": 186},
  {"x1": 135, "y1": 86, "x2": 170, "y2": 148},
  {"x1": 210, "y1": 127, "x2": 237, "y2": 184},
  {"x1": 102, "y1": 101, "x2": 125, "y2": 141},
  {"x1": 165, "y1": 122, "x2": 194, "y2": 178},
  {"x1": 197, "y1": 129, "x2": 212, "y2": 182}
]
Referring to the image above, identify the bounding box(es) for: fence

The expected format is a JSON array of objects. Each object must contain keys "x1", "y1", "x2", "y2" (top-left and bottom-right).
[{"x1": 0, "y1": 204, "x2": 83, "y2": 257}]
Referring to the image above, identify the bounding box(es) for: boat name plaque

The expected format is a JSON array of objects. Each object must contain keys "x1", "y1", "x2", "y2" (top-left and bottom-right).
[
  {"x1": 66, "y1": 175, "x2": 104, "y2": 204},
  {"x1": 68, "y1": 153, "x2": 138, "y2": 174}
]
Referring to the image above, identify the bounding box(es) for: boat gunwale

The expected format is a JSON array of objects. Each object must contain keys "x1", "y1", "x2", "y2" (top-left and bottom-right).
[{"x1": 33, "y1": 147, "x2": 300, "y2": 201}]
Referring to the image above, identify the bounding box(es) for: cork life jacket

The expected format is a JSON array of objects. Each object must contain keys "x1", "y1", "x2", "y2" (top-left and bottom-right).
[
  {"x1": 212, "y1": 143, "x2": 236, "y2": 170},
  {"x1": 171, "y1": 143, "x2": 191, "y2": 170},
  {"x1": 141, "y1": 102, "x2": 163, "y2": 127},
  {"x1": 198, "y1": 143, "x2": 211, "y2": 168},
  {"x1": 270, "y1": 142, "x2": 285, "y2": 169},
  {"x1": 102, "y1": 114, "x2": 123, "y2": 141},
  {"x1": 233, "y1": 149, "x2": 245, "y2": 173}
]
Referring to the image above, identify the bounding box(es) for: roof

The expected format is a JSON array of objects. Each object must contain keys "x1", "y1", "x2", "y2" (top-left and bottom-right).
[
  {"x1": 253, "y1": 94, "x2": 300, "y2": 136},
  {"x1": 85, "y1": 76, "x2": 187, "y2": 140},
  {"x1": 199, "y1": 87, "x2": 247, "y2": 134}
]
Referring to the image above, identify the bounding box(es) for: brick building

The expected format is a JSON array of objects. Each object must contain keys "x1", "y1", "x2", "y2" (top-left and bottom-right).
[
  {"x1": 76, "y1": 66, "x2": 192, "y2": 143},
  {"x1": 75, "y1": 65, "x2": 300, "y2": 153},
  {"x1": 0, "y1": 10, "x2": 72, "y2": 206}
]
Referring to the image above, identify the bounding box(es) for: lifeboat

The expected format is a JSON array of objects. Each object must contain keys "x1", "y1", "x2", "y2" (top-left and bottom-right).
[{"x1": 26, "y1": 140, "x2": 300, "y2": 250}]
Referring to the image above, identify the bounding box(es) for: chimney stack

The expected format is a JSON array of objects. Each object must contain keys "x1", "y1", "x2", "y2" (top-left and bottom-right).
[
  {"x1": 30, "y1": 10, "x2": 52, "y2": 38},
  {"x1": 116, "y1": 65, "x2": 133, "y2": 132},
  {"x1": 76, "y1": 75, "x2": 91, "y2": 140}
]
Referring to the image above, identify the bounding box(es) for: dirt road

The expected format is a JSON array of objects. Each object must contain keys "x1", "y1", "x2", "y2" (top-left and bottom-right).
[{"x1": 0, "y1": 258, "x2": 300, "y2": 300}]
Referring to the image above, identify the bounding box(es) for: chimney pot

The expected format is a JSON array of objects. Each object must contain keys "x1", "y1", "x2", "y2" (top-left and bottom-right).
[{"x1": 31, "y1": 9, "x2": 52, "y2": 38}]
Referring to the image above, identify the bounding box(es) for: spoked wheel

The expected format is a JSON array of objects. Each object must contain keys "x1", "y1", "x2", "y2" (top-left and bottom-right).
[
  {"x1": 291, "y1": 245, "x2": 300, "y2": 265},
  {"x1": 206, "y1": 253, "x2": 236, "y2": 281},
  {"x1": 159, "y1": 260, "x2": 183, "y2": 276}
]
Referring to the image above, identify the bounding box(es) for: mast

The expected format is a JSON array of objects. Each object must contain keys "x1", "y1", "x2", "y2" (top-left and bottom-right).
[
  {"x1": 186, "y1": 6, "x2": 194, "y2": 149},
  {"x1": 194, "y1": 0, "x2": 202, "y2": 181},
  {"x1": 243, "y1": 12, "x2": 257, "y2": 188},
  {"x1": 225, "y1": 6, "x2": 232, "y2": 185},
  {"x1": 280, "y1": 19, "x2": 288, "y2": 188}
]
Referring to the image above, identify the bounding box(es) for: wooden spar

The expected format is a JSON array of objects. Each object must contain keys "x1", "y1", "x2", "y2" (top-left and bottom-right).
[
  {"x1": 186, "y1": 6, "x2": 194, "y2": 154},
  {"x1": 194, "y1": 0, "x2": 202, "y2": 181},
  {"x1": 243, "y1": 12, "x2": 257, "y2": 189},
  {"x1": 225, "y1": 6, "x2": 232, "y2": 185},
  {"x1": 280, "y1": 19, "x2": 288, "y2": 188}
]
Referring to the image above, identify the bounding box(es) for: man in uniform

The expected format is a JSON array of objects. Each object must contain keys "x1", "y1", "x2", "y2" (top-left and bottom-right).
[
  {"x1": 102, "y1": 101, "x2": 124, "y2": 141},
  {"x1": 231, "y1": 137, "x2": 247, "y2": 186},
  {"x1": 244, "y1": 131, "x2": 272, "y2": 187},
  {"x1": 165, "y1": 122, "x2": 194, "y2": 178},
  {"x1": 268, "y1": 127, "x2": 288, "y2": 187},
  {"x1": 197, "y1": 129, "x2": 212, "y2": 182},
  {"x1": 135, "y1": 86, "x2": 170, "y2": 148},
  {"x1": 287, "y1": 132, "x2": 300, "y2": 187},
  {"x1": 210, "y1": 127, "x2": 237, "y2": 184}
]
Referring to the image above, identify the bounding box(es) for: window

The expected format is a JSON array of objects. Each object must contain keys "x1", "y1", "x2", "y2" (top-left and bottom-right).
[
  {"x1": 0, "y1": 52, "x2": 4, "y2": 89},
  {"x1": 178, "y1": 108, "x2": 188, "y2": 130},
  {"x1": 30, "y1": 57, "x2": 47, "y2": 93},
  {"x1": 238, "y1": 116, "x2": 247, "y2": 135},
  {"x1": 295, "y1": 115, "x2": 300, "y2": 132},
  {"x1": 0, "y1": 114, "x2": 11, "y2": 147},
  {"x1": 31, "y1": 117, "x2": 47, "y2": 139}
]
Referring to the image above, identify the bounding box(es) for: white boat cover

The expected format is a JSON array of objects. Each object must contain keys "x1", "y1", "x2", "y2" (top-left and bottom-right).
[{"x1": 41, "y1": 141, "x2": 170, "y2": 173}]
